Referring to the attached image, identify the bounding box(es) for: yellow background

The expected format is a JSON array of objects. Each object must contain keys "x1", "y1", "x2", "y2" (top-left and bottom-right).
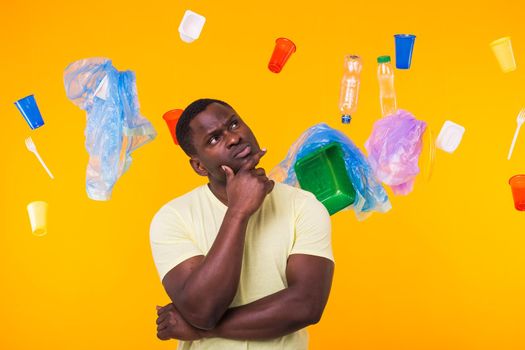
[{"x1": 1, "y1": 0, "x2": 525, "y2": 349}]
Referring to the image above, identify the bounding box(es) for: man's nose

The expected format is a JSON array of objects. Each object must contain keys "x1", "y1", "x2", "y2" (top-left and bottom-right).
[{"x1": 225, "y1": 130, "x2": 241, "y2": 148}]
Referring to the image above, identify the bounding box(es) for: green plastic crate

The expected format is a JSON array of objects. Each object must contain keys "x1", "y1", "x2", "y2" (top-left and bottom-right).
[{"x1": 294, "y1": 142, "x2": 356, "y2": 215}]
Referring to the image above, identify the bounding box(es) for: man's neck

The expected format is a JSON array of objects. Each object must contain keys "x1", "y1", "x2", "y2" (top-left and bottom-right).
[{"x1": 207, "y1": 181, "x2": 229, "y2": 206}]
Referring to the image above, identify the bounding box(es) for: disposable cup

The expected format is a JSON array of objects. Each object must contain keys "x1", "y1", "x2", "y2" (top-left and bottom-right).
[
  {"x1": 394, "y1": 34, "x2": 416, "y2": 69},
  {"x1": 490, "y1": 37, "x2": 517, "y2": 73},
  {"x1": 15, "y1": 95, "x2": 44, "y2": 130},
  {"x1": 268, "y1": 38, "x2": 296, "y2": 73},
  {"x1": 27, "y1": 201, "x2": 48, "y2": 236},
  {"x1": 162, "y1": 109, "x2": 183, "y2": 145}
]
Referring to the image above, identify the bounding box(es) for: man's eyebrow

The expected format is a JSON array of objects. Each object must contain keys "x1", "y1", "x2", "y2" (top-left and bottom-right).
[{"x1": 202, "y1": 114, "x2": 237, "y2": 140}]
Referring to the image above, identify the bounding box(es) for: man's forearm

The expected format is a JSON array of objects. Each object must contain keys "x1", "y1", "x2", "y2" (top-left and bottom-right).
[{"x1": 201, "y1": 286, "x2": 321, "y2": 340}]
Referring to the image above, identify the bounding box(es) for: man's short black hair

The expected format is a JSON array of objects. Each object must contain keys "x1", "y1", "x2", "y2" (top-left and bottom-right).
[{"x1": 176, "y1": 98, "x2": 232, "y2": 156}]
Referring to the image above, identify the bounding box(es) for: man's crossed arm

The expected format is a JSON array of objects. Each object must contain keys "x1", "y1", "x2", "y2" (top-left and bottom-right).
[{"x1": 157, "y1": 253, "x2": 334, "y2": 341}]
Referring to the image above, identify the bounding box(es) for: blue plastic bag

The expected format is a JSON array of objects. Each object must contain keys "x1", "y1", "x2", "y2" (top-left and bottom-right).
[
  {"x1": 365, "y1": 109, "x2": 427, "y2": 195},
  {"x1": 64, "y1": 58, "x2": 156, "y2": 200},
  {"x1": 269, "y1": 123, "x2": 391, "y2": 221}
]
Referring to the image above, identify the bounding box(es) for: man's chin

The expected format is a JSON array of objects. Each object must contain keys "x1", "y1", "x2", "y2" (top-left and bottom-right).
[
  {"x1": 232, "y1": 153, "x2": 257, "y2": 170},
  {"x1": 226, "y1": 147, "x2": 261, "y2": 173}
]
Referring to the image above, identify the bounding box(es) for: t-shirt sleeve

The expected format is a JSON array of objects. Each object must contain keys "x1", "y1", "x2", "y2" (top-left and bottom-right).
[
  {"x1": 150, "y1": 206, "x2": 204, "y2": 281},
  {"x1": 290, "y1": 191, "x2": 334, "y2": 262}
]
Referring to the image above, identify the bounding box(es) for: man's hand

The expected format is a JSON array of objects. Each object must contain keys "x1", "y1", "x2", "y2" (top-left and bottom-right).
[
  {"x1": 222, "y1": 149, "x2": 275, "y2": 217},
  {"x1": 156, "y1": 303, "x2": 203, "y2": 341}
]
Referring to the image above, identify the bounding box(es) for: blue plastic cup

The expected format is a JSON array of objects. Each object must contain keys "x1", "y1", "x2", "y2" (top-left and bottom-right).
[
  {"x1": 394, "y1": 34, "x2": 416, "y2": 69},
  {"x1": 14, "y1": 94, "x2": 44, "y2": 129}
]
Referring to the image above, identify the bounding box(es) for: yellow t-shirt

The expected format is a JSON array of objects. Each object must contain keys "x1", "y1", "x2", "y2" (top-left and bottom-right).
[{"x1": 150, "y1": 182, "x2": 333, "y2": 350}]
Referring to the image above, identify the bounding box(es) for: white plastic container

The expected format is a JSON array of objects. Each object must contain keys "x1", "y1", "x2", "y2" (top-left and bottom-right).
[
  {"x1": 436, "y1": 120, "x2": 465, "y2": 153},
  {"x1": 178, "y1": 10, "x2": 206, "y2": 43}
]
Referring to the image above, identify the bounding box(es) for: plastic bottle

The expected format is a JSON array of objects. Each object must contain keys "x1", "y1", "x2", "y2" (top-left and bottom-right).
[
  {"x1": 338, "y1": 55, "x2": 363, "y2": 124},
  {"x1": 377, "y1": 55, "x2": 397, "y2": 117}
]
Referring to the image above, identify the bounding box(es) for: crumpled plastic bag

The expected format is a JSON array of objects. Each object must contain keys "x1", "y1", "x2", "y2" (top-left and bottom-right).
[
  {"x1": 64, "y1": 58, "x2": 156, "y2": 201},
  {"x1": 365, "y1": 109, "x2": 427, "y2": 195},
  {"x1": 269, "y1": 123, "x2": 391, "y2": 221}
]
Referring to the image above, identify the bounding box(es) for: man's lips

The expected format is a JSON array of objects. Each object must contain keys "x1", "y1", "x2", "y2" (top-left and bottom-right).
[{"x1": 233, "y1": 144, "x2": 251, "y2": 159}]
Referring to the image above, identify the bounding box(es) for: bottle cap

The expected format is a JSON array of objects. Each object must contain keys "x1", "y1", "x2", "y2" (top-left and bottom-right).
[
  {"x1": 341, "y1": 115, "x2": 352, "y2": 124},
  {"x1": 377, "y1": 55, "x2": 391, "y2": 63}
]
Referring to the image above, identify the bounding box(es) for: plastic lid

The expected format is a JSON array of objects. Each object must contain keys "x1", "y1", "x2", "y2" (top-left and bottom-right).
[
  {"x1": 377, "y1": 55, "x2": 391, "y2": 63},
  {"x1": 341, "y1": 115, "x2": 352, "y2": 124}
]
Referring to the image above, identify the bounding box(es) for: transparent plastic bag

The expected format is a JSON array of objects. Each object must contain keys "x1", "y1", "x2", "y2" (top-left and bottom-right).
[
  {"x1": 64, "y1": 58, "x2": 156, "y2": 201},
  {"x1": 269, "y1": 123, "x2": 391, "y2": 221},
  {"x1": 364, "y1": 109, "x2": 427, "y2": 195}
]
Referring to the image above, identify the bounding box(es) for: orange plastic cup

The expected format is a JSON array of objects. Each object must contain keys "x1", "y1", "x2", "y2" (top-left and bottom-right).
[
  {"x1": 509, "y1": 175, "x2": 525, "y2": 211},
  {"x1": 163, "y1": 109, "x2": 183, "y2": 145},
  {"x1": 268, "y1": 38, "x2": 296, "y2": 73}
]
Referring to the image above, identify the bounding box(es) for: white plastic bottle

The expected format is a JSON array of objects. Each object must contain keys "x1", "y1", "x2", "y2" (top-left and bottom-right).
[
  {"x1": 377, "y1": 55, "x2": 397, "y2": 117},
  {"x1": 338, "y1": 55, "x2": 363, "y2": 124}
]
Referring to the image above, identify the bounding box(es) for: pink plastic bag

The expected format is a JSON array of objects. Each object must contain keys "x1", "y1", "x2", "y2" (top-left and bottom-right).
[{"x1": 365, "y1": 110, "x2": 427, "y2": 195}]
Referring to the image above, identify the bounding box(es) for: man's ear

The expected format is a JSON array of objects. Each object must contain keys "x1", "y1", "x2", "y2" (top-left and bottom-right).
[{"x1": 189, "y1": 157, "x2": 209, "y2": 177}]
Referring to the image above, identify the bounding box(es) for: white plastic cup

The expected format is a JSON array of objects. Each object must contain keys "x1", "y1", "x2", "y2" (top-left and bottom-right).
[
  {"x1": 27, "y1": 201, "x2": 48, "y2": 236},
  {"x1": 178, "y1": 10, "x2": 206, "y2": 43}
]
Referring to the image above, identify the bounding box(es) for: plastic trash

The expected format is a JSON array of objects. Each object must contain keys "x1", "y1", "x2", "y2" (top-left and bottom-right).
[
  {"x1": 436, "y1": 120, "x2": 465, "y2": 154},
  {"x1": 394, "y1": 34, "x2": 416, "y2": 69},
  {"x1": 509, "y1": 175, "x2": 525, "y2": 211},
  {"x1": 27, "y1": 201, "x2": 48, "y2": 236},
  {"x1": 163, "y1": 109, "x2": 183, "y2": 145},
  {"x1": 25, "y1": 136, "x2": 54, "y2": 179},
  {"x1": 507, "y1": 109, "x2": 525, "y2": 160},
  {"x1": 419, "y1": 126, "x2": 436, "y2": 181},
  {"x1": 268, "y1": 38, "x2": 296, "y2": 73},
  {"x1": 339, "y1": 55, "x2": 362, "y2": 123},
  {"x1": 269, "y1": 123, "x2": 391, "y2": 220},
  {"x1": 179, "y1": 10, "x2": 206, "y2": 43},
  {"x1": 490, "y1": 37, "x2": 517, "y2": 73},
  {"x1": 294, "y1": 142, "x2": 356, "y2": 215},
  {"x1": 365, "y1": 109, "x2": 427, "y2": 195},
  {"x1": 377, "y1": 55, "x2": 397, "y2": 117},
  {"x1": 63, "y1": 58, "x2": 156, "y2": 201},
  {"x1": 14, "y1": 95, "x2": 45, "y2": 129}
]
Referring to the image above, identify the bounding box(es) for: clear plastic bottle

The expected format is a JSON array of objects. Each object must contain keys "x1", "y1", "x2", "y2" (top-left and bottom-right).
[
  {"x1": 338, "y1": 55, "x2": 362, "y2": 124},
  {"x1": 377, "y1": 55, "x2": 397, "y2": 117}
]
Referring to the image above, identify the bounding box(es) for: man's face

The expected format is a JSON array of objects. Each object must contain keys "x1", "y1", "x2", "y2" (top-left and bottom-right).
[{"x1": 188, "y1": 103, "x2": 261, "y2": 182}]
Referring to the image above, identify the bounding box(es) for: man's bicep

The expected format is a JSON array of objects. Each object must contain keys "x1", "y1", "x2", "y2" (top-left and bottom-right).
[
  {"x1": 162, "y1": 255, "x2": 205, "y2": 302},
  {"x1": 286, "y1": 254, "x2": 334, "y2": 293},
  {"x1": 286, "y1": 254, "x2": 334, "y2": 321}
]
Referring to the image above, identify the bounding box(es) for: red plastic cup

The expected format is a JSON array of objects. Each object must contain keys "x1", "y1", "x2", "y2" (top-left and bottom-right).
[
  {"x1": 509, "y1": 175, "x2": 525, "y2": 211},
  {"x1": 162, "y1": 109, "x2": 183, "y2": 145},
  {"x1": 268, "y1": 38, "x2": 296, "y2": 73}
]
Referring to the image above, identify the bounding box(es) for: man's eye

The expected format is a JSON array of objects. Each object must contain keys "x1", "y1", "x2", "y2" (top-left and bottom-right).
[
  {"x1": 230, "y1": 120, "x2": 239, "y2": 129},
  {"x1": 209, "y1": 136, "x2": 220, "y2": 145}
]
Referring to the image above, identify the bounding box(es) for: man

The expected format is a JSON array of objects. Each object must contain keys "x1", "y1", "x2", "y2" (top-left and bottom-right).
[{"x1": 150, "y1": 98, "x2": 334, "y2": 349}]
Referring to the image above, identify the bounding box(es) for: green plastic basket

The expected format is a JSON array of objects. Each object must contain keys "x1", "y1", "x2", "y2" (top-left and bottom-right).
[{"x1": 294, "y1": 142, "x2": 356, "y2": 215}]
